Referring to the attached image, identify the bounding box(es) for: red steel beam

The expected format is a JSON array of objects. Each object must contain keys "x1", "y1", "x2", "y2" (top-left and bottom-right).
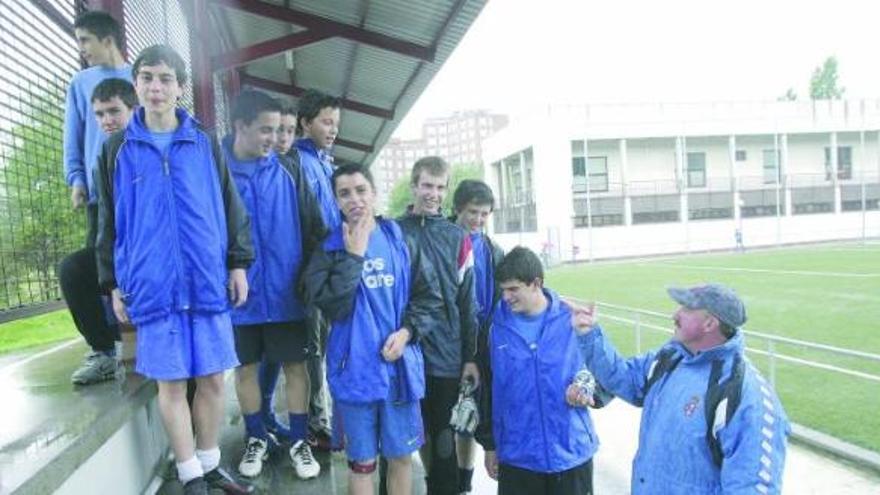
[
  {"x1": 210, "y1": 0, "x2": 435, "y2": 62},
  {"x1": 189, "y1": 0, "x2": 216, "y2": 130},
  {"x1": 211, "y1": 30, "x2": 331, "y2": 71},
  {"x1": 334, "y1": 137, "x2": 374, "y2": 154},
  {"x1": 239, "y1": 73, "x2": 394, "y2": 121}
]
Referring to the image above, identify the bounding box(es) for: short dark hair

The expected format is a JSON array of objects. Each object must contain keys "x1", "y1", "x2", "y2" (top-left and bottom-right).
[
  {"x1": 91, "y1": 78, "x2": 136, "y2": 109},
  {"x1": 410, "y1": 156, "x2": 449, "y2": 186},
  {"x1": 280, "y1": 104, "x2": 296, "y2": 117},
  {"x1": 331, "y1": 163, "x2": 374, "y2": 195},
  {"x1": 495, "y1": 246, "x2": 544, "y2": 285},
  {"x1": 231, "y1": 90, "x2": 282, "y2": 126},
  {"x1": 296, "y1": 89, "x2": 341, "y2": 135},
  {"x1": 453, "y1": 179, "x2": 494, "y2": 212},
  {"x1": 132, "y1": 45, "x2": 187, "y2": 85},
  {"x1": 74, "y1": 11, "x2": 123, "y2": 49}
]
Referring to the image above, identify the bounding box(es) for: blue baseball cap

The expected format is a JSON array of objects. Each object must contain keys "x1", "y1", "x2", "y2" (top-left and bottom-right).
[{"x1": 667, "y1": 283, "x2": 747, "y2": 330}]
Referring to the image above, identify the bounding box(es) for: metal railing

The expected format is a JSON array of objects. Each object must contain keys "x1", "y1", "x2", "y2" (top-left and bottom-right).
[{"x1": 586, "y1": 300, "x2": 880, "y2": 385}]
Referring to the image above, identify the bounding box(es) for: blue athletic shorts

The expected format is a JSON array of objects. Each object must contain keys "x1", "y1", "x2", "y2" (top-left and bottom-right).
[
  {"x1": 335, "y1": 399, "x2": 424, "y2": 462},
  {"x1": 135, "y1": 311, "x2": 239, "y2": 381}
]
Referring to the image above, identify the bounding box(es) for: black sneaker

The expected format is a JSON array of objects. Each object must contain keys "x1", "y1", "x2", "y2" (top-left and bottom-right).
[
  {"x1": 183, "y1": 477, "x2": 208, "y2": 495},
  {"x1": 204, "y1": 467, "x2": 255, "y2": 494}
]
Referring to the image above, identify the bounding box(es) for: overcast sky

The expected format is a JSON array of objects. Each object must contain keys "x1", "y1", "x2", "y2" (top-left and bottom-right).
[{"x1": 394, "y1": 0, "x2": 880, "y2": 138}]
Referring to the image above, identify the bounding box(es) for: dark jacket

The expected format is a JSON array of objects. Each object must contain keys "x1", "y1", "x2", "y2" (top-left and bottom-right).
[
  {"x1": 224, "y1": 138, "x2": 326, "y2": 325},
  {"x1": 397, "y1": 209, "x2": 479, "y2": 378},
  {"x1": 303, "y1": 218, "x2": 441, "y2": 403},
  {"x1": 95, "y1": 107, "x2": 254, "y2": 325},
  {"x1": 291, "y1": 138, "x2": 341, "y2": 231},
  {"x1": 475, "y1": 289, "x2": 600, "y2": 473}
]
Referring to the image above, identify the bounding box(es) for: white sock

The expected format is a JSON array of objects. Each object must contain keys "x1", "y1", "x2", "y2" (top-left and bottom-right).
[
  {"x1": 196, "y1": 447, "x2": 221, "y2": 473},
  {"x1": 176, "y1": 456, "x2": 203, "y2": 485}
]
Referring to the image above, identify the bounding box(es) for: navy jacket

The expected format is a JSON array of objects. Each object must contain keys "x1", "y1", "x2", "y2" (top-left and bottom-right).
[
  {"x1": 397, "y1": 209, "x2": 479, "y2": 378},
  {"x1": 224, "y1": 138, "x2": 326, "y2": 325},
  {"x1": 475, "y1": 289, "x2": 600, "y2": 473},
  {"x1": 95, "y1": 108, "x2": 254, "y2": 324},
  {"x1": 303, "y1": 218, "x2": 442, "y2": 403}
]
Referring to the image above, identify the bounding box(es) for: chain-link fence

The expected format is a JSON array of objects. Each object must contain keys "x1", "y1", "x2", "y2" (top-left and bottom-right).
[{"x1": 0, "y1": 0, "x2": 196, "y2": 319}]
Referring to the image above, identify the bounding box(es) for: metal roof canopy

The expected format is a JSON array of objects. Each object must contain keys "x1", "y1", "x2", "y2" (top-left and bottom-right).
[{"x1": 188, "y1": 0, "x2": 488, "y2": 166}]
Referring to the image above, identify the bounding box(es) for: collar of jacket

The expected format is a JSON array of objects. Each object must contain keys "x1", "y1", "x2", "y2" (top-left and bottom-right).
[
  {"x1": 494, "y1": 287, "x2": 568, "y2": 333},
  {"x1": 125, "y1": 106, "x2": 199, "y2": 144},
  {"x1": 294, "y1": 137, "x2": 330, "y2": 161},
  {"x1": 670, "y1": 330, "x2": 744, "y2": 365},
  {"x1": 221, "y1": 135, "x2": 276, "y2": 173},
  {"x1": 405, "y1": 205, "x2": 447, "y2": 227}
]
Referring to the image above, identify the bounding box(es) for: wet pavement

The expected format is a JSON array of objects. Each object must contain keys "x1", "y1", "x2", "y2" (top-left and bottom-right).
[
  {"x1": 2, "y1": 339, "x2": 877, "y2": 494},
  {"x1": 0, "y1": 339, "x2": 154, "y2": 494}
]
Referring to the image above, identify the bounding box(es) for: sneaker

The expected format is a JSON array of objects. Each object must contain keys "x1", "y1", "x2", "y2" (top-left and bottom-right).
[
  {"x1": 182, "y1": 477, "x2": 208, "y2": 495},
  {"x1": 289, "y1": 439, "x2": 321, "y2": 479},
  {"x1": 238, "y1": 437, "x2": 269, "y2": 478},
  {"x1": 204, "y1": 466, "x2": 255, "y2": 494},
  {"x1": 71, "y1": 351, "x2": 119, "y2": 385}
]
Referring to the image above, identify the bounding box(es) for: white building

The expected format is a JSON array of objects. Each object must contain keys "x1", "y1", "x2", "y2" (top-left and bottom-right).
[{"x1": 483, "y1": 100, "x2": 880, "y2": 261}]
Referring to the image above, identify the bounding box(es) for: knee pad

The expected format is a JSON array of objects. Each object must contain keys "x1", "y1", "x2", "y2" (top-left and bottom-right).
[{"x1": 348, "y1": 459, "x2": 377, "y2": 474}]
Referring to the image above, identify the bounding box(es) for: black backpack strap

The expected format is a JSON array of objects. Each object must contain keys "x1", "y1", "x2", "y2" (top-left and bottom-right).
[
  {"x1": 705, "y1": 354, "x2": 746, "y2": 468},
  {"x1": 636, "y1": 348, "x2": 682, "y2": 407}
]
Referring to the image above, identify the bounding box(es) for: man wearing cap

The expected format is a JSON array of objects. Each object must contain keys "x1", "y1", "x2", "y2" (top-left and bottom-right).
[{"x1": 570, "y1": 283, "x2": 790, "y2": 494}]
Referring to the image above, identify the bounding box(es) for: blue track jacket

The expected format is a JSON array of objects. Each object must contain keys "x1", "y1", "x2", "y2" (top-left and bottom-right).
[
  {"x1": 224, "y1": 138, "x2": 325, "y2": 325},
  {"x1": 578, "y1": 327, "x2": 790, "y2": 494},
  {"x1": 95, "y1": 108, "x2": 254, "y2": 325},
  {"x1": 475, "y1": 289, "x2": 600, "y2": 473},
  {"x1": 303, "y1": 218, "x2": 441, "y2": 404}
]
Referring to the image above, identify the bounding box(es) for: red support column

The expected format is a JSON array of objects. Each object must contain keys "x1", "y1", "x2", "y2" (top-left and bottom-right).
[{"x1": 189, "y1": 0, "x2": 217, "y2": 131}]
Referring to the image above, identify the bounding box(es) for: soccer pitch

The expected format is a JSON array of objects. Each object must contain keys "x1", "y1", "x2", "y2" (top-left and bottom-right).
[{"x1": 547, "y1": 241, "x2": 880, "y2": 453}]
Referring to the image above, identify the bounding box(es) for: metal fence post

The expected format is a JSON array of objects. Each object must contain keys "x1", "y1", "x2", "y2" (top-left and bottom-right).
[
  {"x1": 635, "y1": 312, "x2": 642, "y2": 354},
  {"x1": 768, "y1": 339, "x2": 777, "y2": 387}
]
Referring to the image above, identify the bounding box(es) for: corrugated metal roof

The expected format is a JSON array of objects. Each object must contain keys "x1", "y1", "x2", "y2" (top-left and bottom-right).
[{"x1": 207, "y1": 0, "x2": 488, "y2": 166}]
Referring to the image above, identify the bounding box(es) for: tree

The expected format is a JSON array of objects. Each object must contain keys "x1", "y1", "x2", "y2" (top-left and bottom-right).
[
  {"x1": 809, "y1": 56, "x2": 845, "y2": 100},
  {"x1": 0, "y1": 85, "x2": 85, "y2": 309},
  {"x1": 778, "y1": 88, "x2": 797, "y2": 101},
  {"x1": 383, "y1": 163, "x2": 484, "y2": 218}
]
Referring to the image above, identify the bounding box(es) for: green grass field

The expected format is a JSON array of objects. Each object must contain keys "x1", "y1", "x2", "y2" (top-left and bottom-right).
[
  {"x1": 0, "y1": 310, "x2": 77, "y2": 354},
  {"x1": 547, "y1": 242, "x2": 880, "y2": 452}
]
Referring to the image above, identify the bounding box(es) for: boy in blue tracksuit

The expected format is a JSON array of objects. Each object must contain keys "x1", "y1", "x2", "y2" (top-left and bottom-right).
[
  {"x1": 571, "y1": 284, "x2": 790, "y2": 494},
  {"x1": 449, "y1": 179, "x2": 504, "y2": 493},
  {"x1": 303, "y1": 164, "x2": 441, "y2": 495},
  {"x1": 95, "y1": 45, "x2": 254, "y2": 495},
  {"x1": 61, "y1": 10, "x2": 131, "y2": 385},
  {"x1": 475, "y1": 247, "x2": 599, "y2": 495},
  {"x1": 258, "y1": 91, "x2": 341, "y2": 448},
  {"x1": 223, "y1": 90, "x2": 327, "y2": 480}
]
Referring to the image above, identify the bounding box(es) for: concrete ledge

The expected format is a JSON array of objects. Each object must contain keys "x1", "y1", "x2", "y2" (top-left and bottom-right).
[
  {"x1": 1, "y1": 341, "x2": 167, "y2": 495},
  {"x1": 791, "y1": 422, "x2": 880, "y2": 475}
]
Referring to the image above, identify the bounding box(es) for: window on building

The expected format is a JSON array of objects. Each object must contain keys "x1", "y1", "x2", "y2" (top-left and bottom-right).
[
  {"x1": 735, "y1": 150, "x2": 747, "y2": 161},
  {"x1": 686, "y1": 152, "x2": 706, "y2": 188},
  {"x1": 763, "y1": 149, "x2": 781, "y2": 184},
  {"x1": 825, "y1": 146, "x2": 853, "y2": 180},
  {"x1": 571, "y1": 156, "x2": 609, "y2": 193}
]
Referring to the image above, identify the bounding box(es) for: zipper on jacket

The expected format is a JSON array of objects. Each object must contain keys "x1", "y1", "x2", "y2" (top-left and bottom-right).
[
  {"x1": 162, "y1": 147, "x2": 186, "y2": 309},
  {"x1": 531, "y1": 342, "x2": 552, "y2": 470}
]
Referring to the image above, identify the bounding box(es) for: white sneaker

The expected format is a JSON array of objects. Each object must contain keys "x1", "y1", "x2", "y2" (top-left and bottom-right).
[
  {"x1": 289, "y1": 439, "x2": 320, "y2": 479},
  {"x1": 238, "y1": 437, "x2": 269, "y2": 478}
]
